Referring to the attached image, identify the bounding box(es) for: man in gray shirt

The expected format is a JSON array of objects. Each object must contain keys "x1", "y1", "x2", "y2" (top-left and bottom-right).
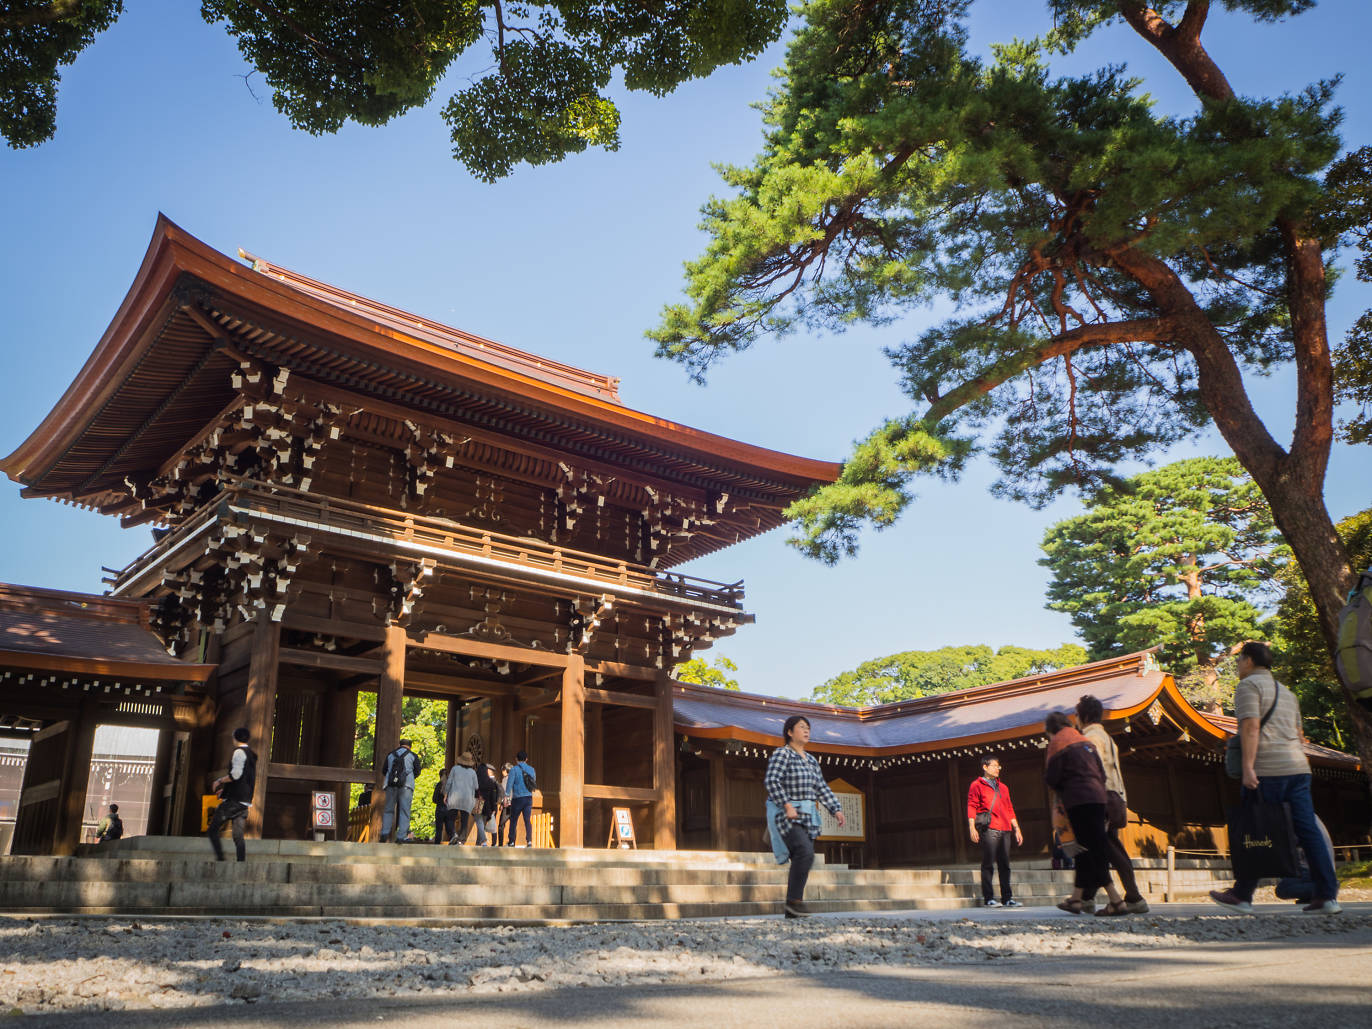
[{"x1": 1210, "y1": 642, "x2": 1341, "y2": 914}]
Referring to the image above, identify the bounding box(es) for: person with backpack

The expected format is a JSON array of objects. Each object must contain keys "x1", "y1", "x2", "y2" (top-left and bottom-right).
[
  {"x1": 505, "y1": 750, "x2": 537, "y2": 847},
  {"x1": 380, "y1": 738, "x2": 421, "y2": 844},
  {"x1": 966, "y1": 754, "x2": 1023, "y2": 908},
  {"x1": 1210, "y1": 641, "x2": 1341, "y2": 914},
  {"x1": 208, "y1": 727, "x2": 257, "y2": 862},
  {"x1": 95, "y1": 803, "x2": 123, "y2": 843}
]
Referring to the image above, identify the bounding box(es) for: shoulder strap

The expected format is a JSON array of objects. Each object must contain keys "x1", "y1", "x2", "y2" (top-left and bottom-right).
[{"x1": 1259, "y1": 681, "x2": 1281, "y2": 728}]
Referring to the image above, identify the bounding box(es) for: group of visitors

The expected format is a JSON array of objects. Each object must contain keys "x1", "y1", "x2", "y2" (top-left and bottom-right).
[
  {"x1": 763, "y1": 641, "x2": 1341, "y2": 920},
  {"x1": 430, "y1": 749, "x2": 539, "y2": 847},
  {"x1": 379, "y1": 739, "x2": 539, "y2": 847}
]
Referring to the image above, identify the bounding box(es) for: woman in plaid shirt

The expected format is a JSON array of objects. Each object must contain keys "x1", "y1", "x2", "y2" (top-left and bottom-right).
[{"x1": 765, "y1": 715, "x2": 846, "y2": 918}]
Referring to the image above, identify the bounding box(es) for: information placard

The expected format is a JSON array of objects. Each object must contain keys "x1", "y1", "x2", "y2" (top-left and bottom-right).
[
  {"x1": 817, "y1": 777, "x2": 866, "y2": 841},
  {"x1": 607, "y1": 806, "x2": 637, "y2": 849},
  {"x1": 312, "y1": 791, "x2": 335, "y2": 830}
]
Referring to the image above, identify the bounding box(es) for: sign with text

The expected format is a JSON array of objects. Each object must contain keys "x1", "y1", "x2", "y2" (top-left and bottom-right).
[
  {"x1": 817, "y1": 778, "x2": 866, "y2": 841},
  {"x1": 607, "y1": 806, "x2": 637, "y2": 849}
]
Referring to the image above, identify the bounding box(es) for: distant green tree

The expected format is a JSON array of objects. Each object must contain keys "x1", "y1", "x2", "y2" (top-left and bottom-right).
[
  {"x1": 812, "y1": 643, "x2": 1087, "y2": 707},
  {"x1": 673, "y1": 655, "x2": 741, "y2": 690},
  {"x1": 350, "y1": 692, "x2": 448, "y2": 837},
  {"x1": 1271, "y1": 508, "x2": 1372, "y2": 749},
  {"x1": 1040, "y1": 457, "x2": 1286, "y2": 709},
  {"x1": 2, "y1": 1, "x2": 789, "y2": 180}
]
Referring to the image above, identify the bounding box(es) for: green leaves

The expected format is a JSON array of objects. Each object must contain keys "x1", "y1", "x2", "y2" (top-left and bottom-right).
[
  {"x1": 1039, "y1": 456, "x2": 1288, "y2": 687},
  {"x1": 812, "y1": 642, "x2": 1087, "y2": 706},
  {"x1": 6, "y1": 2, "x2": 790, "y2": 179},
  {"x1": 651, "y1": 0, "x2": 1355, "y2": 570},
  {"x1": 0, "y1": 1, "x2": 124, "y2": 148},
  {"x1": 672, "y1": 655, "x2": 741, "y2": 690}
]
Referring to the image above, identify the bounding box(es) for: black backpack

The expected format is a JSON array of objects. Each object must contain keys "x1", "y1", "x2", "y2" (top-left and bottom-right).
[
  {"x1": 386, "y1": 748, "x2": 414, "y2": 789},
  {"x1": 104, "y1": 814, "x2": 123, "y2": 841}
]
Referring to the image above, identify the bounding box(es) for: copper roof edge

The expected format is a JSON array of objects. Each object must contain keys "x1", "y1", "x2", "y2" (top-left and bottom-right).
[
  {"x1": 4, "y1": 217, "x2": 839, "y2": 494},
  {"x1": 673, "y1": 648, "x2": 1163, "y2": 721}
]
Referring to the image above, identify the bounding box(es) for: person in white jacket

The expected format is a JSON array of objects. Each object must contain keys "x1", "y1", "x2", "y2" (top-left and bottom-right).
[{"x1": 444, "y1": 752, "x2": 479, "y2": 845}]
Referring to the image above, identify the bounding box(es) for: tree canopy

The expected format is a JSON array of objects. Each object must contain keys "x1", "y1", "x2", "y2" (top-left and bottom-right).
[
  {"x1": 1, "y1": 0, "x2": 788, "y2": 179},
  {"x1": 812, "y1": 643, "x2": 1087, "y2": 706},
  {"x1": 673, "y1": 655, "x2": 742, "y2": 690},
  {"x1": 1040, "y1": 456, "x2": 1285, "y2": 708},
  {"x1": 650, "y1": 0, "x2": 1372, "y2": 763}
]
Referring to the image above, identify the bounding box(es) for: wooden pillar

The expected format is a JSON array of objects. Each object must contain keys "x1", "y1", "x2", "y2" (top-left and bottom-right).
[
  {"x1": 369, "y1": 624, "x2": 407, "y2": 840},
  {"x1": 559, "y1": 653, "x2": 585, "y2": 848},
  {"x1": 145, "y1": 728, "x2": 176, "y2": 838},
  {"x1": 53, "y1": 702, "x2": 99, "y2": 856},
  {"x1": 707, "y1": 752, "x2": 728, "y2": 852},
  {"x1": 652, "y1": 669, "x2": 677, "y2": 850},
  {"x1": 242, "y1": 614, "x2": 281, "y2": 838},
  {"x1": 1165, "y1": 760, "x2": 1185, "y2": 846},
  {"x1": 947, "y1": 758, "x2": 969, "y2": 863},
  {"x1": 446, "y1": 699, "x2": 460, "y2": 768}
]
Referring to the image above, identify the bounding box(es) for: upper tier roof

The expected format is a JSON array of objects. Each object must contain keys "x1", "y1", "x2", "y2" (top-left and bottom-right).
[{"x1": 1, "y1": 217, "x2": 840, "y2": 560}]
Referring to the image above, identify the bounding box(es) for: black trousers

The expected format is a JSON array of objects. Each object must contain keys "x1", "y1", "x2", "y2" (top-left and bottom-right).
[
  {"x1": 980, "y1": 828, "x2": 1013, "y2": 902},
  {"x1": 783, "y1": 822, "x2": 816, "y2": 903},
  {"x1": 446, "y1": 808, "x2": 471, "y2": 842},
  {"x1": 1067, "y1": 803, "x2": 1114, "y2": 894},
  {"x1": 1082, "y1": 826, "x2": 1142, "y2": 903},
  {"x1": 207, "y1": 800, "x2": 249, "y2": 862}
]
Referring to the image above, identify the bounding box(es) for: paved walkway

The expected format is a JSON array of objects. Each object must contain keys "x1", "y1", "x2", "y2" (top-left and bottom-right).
[{"x1": 10, "y1": 904, "x2": 1369, "y2": 1028}]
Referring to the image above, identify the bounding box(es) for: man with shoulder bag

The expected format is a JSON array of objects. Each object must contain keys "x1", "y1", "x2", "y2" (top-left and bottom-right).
[
  {"x1": 967, "y1": 754, "x2": 1023, "y2": 908},
  {"x1": 1210, "y1": 642, "x2": 1341, "y2": 915}
]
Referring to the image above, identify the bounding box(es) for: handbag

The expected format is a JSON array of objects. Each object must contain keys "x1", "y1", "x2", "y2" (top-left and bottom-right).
[
  {"x1": 1052, "y1": 804, "x2": 1086, "y2": 857},
  {"x1": 1227, "y1": 793, "x2": 1301, "y2": 880},
  {"x1": 1224, "y1": 683, "x2": 1281, "y2": 779},
  {"x1": 1106, "y1": 790, "x2": 1128, "y2": 831},
  {"x1": 973, "y1": 778, "x2": 999, "y2": 831}
]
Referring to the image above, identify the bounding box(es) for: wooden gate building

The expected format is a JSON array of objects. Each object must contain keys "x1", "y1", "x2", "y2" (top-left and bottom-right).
[{"x1": 1, "y1": 218, "x2": 840, "y2": 849}]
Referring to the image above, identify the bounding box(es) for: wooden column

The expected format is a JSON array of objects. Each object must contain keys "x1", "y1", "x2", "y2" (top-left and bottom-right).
[
  {"x1": 947, "y1": 758, "x2": 969, "y2": 864},
  {"x1": 446, "y1": 700, "x2": 460, "y2": 768},
  {"x1": 242, "y1": 614, "x2": 281, "y2": 838},
  {"x1": 652, "y1": 669, "x2": 677, "y2": 850},
  {"x1": 707, "y1": 753, "x2": 728, "y2": 852},
  {"x1": 559, "y1": 653, "x2": 585, "y2": 848},
  {"x1": 53, "y1": 702, "x2": 98, "y2": 856},
  {"x1": 494, "y1": 693, "x2": 517, "y2": 769},
  {"x1": 369, "y1": 623, "x2": 408, "y2": 840},
  {"x1": 145, "y1": 728, "x2": 176, "y2": 837}
]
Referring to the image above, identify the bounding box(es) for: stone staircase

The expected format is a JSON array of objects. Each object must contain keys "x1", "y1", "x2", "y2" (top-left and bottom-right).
[{"x1": 0, "y1": 837, "x2": 1233, "y2": 921}]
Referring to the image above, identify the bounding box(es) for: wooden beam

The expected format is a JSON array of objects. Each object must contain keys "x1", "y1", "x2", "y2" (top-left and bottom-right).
[
  {"x1": 408, "y1": 631, "x2": 569, "y2": 668},
  {"x1": 653, "y1": 669, "x2": 677, "y2": 850},
  {"x1": 584, "y1": 688, "x2": 657, "y2": 710},
  {"x1": 242, "y1": 615, "x2": 281, "y2": 839},
  {"x1": 583, "y1": 784, "x2": 657, "y2": 803},
  {"x1": 583, "y1": 660, "x2": 657, "y2": 680},
  {"x1": 268, "y1": 762, "x2": 374, "y2": 784},
  {"x1": 370, "y1": 623, "x2": 407, "y2": 840},
  {"x1": 560, "y1": 653, "x2": 585, "y2": 848},
  {"x1": 281, "y1": 611, "x2": 388, "y2": 642},
  {"x1": 279, "y1": 646, "x2": 382, "y2": 676},
  {"x1": 515, "y1": 687, "x2": 560, "y2": 712}
]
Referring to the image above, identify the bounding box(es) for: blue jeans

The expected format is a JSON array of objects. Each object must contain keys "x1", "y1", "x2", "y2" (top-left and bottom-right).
[
  {"x1": 506, "y1": 795, "x2": 533, "y2": 845},
  {"x1": 1233, "y1": 774, "x2": 1337, "y2": 903},
  {"x1": 381, "y1": 785, "x2": 412, "y2": 840}
]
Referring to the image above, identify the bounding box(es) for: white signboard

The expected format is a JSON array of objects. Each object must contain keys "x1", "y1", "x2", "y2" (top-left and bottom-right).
[{"x1": 818, "y1": 779, "x2": 866, "y2": 840}]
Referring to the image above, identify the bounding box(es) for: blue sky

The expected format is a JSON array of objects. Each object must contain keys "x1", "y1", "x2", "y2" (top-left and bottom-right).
[{"x1": 1, "y1": 1, "x2": 1368, "y2": 699}]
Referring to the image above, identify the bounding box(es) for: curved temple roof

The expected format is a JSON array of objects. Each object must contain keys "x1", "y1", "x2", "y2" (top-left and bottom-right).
[
  {"x1": 672, "y1": 650, "x2": 1360, "y2": 772},
  {"x1": 1, "y1": 217, "x2": 840, "y2": 538}
]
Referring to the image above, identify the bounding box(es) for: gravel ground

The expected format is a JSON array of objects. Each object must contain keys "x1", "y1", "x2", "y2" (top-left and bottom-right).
[{"x1": 1, "y1": 908, "x2": 1369, "y2": 1017}]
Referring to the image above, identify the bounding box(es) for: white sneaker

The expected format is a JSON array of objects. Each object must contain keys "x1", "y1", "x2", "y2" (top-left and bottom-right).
[{"x1": 1303, "y1": 899, "x2": 1343, "y2": 914}]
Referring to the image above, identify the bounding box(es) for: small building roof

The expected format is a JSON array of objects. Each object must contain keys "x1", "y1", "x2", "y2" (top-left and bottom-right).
[
  {"x1": 0, "y1": 584, "x2": 213, "y2": 683},
  {"x1": 672, "y1": 650, "x2": 1361, "y2": 772}
]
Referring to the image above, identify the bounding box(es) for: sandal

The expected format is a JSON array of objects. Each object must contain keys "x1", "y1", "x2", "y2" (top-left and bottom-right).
[
  {"x1": 1056, "y1": 898, "x2": 1085, "y2": 914},
  {"x1": 1095, "y1": 900, "x2": 1130, "y2": 917}
]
